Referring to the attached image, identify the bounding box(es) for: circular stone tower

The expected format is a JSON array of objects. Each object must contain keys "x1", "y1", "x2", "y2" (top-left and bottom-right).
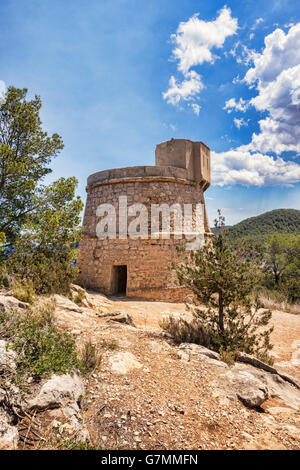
[{"x1": 77, "y1": 139, "x2": 212, "y2": 301}]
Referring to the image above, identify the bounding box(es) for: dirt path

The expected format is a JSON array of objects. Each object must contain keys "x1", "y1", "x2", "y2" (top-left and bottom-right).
[
  {"x1": 107, "y1": 295, "x2": 300, "y2": 379},
  {"x1": 50, "y1": 293, "x2": 300, "y2": 450}
]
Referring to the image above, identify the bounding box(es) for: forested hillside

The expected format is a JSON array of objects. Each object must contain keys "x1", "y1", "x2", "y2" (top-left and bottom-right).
[{"x1": 226, "y1": 209, "x2": 300, "y2": 239}]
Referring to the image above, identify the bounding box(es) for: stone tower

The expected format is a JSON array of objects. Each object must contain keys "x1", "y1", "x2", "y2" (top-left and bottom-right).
[{"x1": 77, "y1": 139, "x2": 212, "y2": 301}]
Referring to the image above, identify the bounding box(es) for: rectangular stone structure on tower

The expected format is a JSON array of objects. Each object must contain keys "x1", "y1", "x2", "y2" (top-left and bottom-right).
[{"x1": 155, "y1": 138, "x2": 210, "y2": 187}]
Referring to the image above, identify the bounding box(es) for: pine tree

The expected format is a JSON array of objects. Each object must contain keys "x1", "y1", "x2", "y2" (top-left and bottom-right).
[{"x1": 173, "y1": 211, "x2": 274, "y2": 363}]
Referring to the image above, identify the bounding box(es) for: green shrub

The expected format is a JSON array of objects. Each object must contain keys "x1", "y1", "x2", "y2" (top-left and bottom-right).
[
  {"x1": 12, "y1": 280, "x2": 35, "y2": 304},
  {"x1": 13, "y1": 318, "x2": 81, "y2": 379},
  {"x1": 219, "y1": 346, "x2": 235, "y2": 366},
  {"x1": 80, "y1": 340, "x2": 101, "y2": 373},
  {"x1": 171, "y1": 211, "x2": 274, "y2": 364},
  {"x1": 72, "y1": 288, "x2": 86, "y2": 306},
  {"x1": 0, "y1": 300, "x2": 82, "y2": 380},
  {"x1": 57, "y1": 439, "x2": 100, "y2": 450},
  {"x1": 101, "y1": 339, "x2": 118, "y2": 350},
  {"x1": 8, "y1": 250, "x2": 79, "y2": 296}
]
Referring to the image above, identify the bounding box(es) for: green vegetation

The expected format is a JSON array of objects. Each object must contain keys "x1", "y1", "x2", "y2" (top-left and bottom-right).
[
  {"x1": 163, "y1": 211, "x2": 274, "y2": 363},
  {"x1": 0, "y1": 87, "x2": 63, "y2": 244},
  {"x1": 0, "y1": 300, "x2": 83, "y2": 381},
  {"x1": 261, "y1": 233, "x2": 300, "y2": 305},
  {"x1": 0, "y1": 86, "x2": 83, "y2": 296},
  {"x1": 227, "y1": 209, "x2": 300, "y2": 239},
  {"x1": 213, "y1": 209, "x2": 300, "y2": 308},
  {"x1": 0, "y1": 299, "x2": 103, "y2": 384},
  {"x1": 57, "y1": 439, "x2": 101, "y2": 450},
  {"x1": 80, "y1": 340, "x2": 102, "y2": 373},
  {"x1": 12, "y1": 279, "x2": 36, "y2": 304},
  {"x1": 6, "y1": 177, "x2": 83, "y2": 295},
  {"x1": 101, "y1": 339, "x2": 118, "y2": 350}
]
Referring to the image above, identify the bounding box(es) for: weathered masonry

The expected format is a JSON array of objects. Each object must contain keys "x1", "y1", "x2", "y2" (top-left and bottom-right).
[{"x1": 77, "y1": 138, "x2": 212, "y2": 301}]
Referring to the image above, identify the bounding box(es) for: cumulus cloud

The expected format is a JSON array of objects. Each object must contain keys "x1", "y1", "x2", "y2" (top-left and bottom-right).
[
  {"x1": 246, "y1": 63, "x2": 300, "y2": 154},
  {"x1": 162, "y1": 71, "x2": 203, "y2": 105},
  {"x1": 212, "y1": 149, "x2": 300, "y2": 186},
  {"x1": 223, "y1": 97, "x2": 249, "y2": 113},
  {"x1": 245, "y1": 24, "x2": 300, "y2": 86},
  {"x1": 189, "y1": 103, "x2": 201, "y2": 116},
  {"x1": 163, "y1": 7, "x2": 237, "y2": 108},
  {"x1": 233, "y1": 117, "x2": 248, "y2": 129},
  {"x1": 171, "y1": 6, "x2": 238, "y2": 75},
  {"x1": 216, "y1": 23, "x2": 300, "y2": 186},
  {"x1": 240, "y1": 24, "x2": 300, "y2": 154}
]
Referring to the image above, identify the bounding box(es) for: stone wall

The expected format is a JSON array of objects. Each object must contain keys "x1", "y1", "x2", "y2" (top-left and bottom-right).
[{"x1": 77, "y1": 139, "x2": 212, "y2": 302}]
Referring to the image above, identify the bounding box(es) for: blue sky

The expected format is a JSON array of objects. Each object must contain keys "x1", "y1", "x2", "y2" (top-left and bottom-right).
[{"x1": 0, "y1": 0, "x2": 300, "y2": 225}]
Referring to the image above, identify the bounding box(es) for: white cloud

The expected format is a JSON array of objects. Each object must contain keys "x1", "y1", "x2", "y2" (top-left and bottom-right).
[
  {"x1": 245, "y1": 24, "x2": 300, "y2": 87},
  {"x1": 224, "y1": 97, "x2": 249, "y2": 113},
  {"x1": 215, "y1": 23, "x2": 300, "y2": 187},
  {"x1": 163, "y1": 6, "x2": 237, "y2": 108},
  {"x1": 242, "y1": 24, "x2": 300, "y2": 154},
  {"x1": 251, "y1": 18, "x2": 264, "y2": 30},
  {"x1": 212, "y1": 149, "x2": 300, "y2": 186},
  {"x1": 162, "y1": 71, "x2": 203, "y2": 105},
  {"x1": 234, "y1": 117, "x2": 248, "y2": 129},
  {"x1": 0, "y1": 80, "x2": 6, "y2": 104},
  {"x1": 171, "y1": 6, "x2": 238, "y2": 75},
  {"x1": 245, "y1": 64, "x2": 300, "y2": 154},
  {"x1": 189, "y1": 103, "x2": 201, "y2": 116},
  {"x1": 229, "y1": 42, "x2": 258, "y2": 65}
]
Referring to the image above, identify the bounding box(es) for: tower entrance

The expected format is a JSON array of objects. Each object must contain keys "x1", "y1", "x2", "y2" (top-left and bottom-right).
[{"x1": 112, "y1": 265, "x2": 127, "y2": 295}]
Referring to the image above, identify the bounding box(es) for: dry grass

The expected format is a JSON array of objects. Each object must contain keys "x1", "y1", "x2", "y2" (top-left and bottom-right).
[{"x1": 260, "y1": 294, "x2": 300, "y2": 315}]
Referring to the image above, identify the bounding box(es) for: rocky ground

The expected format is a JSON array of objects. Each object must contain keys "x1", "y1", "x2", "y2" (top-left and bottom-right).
[{"x1": 0, "y1": 288, "x2": 300, "y2": 450}]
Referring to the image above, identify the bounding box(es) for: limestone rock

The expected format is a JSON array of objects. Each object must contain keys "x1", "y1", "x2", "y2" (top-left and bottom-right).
[
  {"x1": 26, "y1": 374, "x2": 84, "y2": 411},
  {"x1": 109, "y1": 312, "x2": 136, "y2": 327},
  {"x1": 109, "y1": 351, "x2": 143, "y2": 375},
  {"x1": 0, "y1": 340, "x2": 17, "y2": 372},
  {"x1": 177, "y1": 350, "x2": 190, "y2": 362},
  {"x1": 235, "y1": 351, "x2": 300, "y2": 390},
  {"x1": 0, "y1": 295, "x2": 28, "y2": 312},
  {"x1": 234, "y1": 364, "x2": 300, "y2": 410},
  {"x1": 179, "y1": 343, "x2": 220, "y2": 360},
  {"x1": 0, "y1": 409, "x2": 19, "y2": 450},
  {"x1": 85, "y1": 292, "x2": 113, "y2": 312},
  {"x1": 54, "y1": 295, "x2": 84, "y2": 313},
  {"x1": 227, "y1": 369, "x2": 269, "y2": 408}
]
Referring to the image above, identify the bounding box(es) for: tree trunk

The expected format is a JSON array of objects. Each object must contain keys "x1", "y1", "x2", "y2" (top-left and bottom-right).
[{"x1": 218, "y1": 290, "x2": 224, "y2": 333}]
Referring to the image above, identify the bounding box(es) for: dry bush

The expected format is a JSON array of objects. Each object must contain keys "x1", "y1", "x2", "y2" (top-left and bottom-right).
[
  {"x1": 80, "y1": 340, "x2": 102, "y2": 373},
  {"x1": 160, "y1": 316, "x2": 213, "y2": 348},
  {"x1": 259, "y1": 289, "x2": 300, "y2": 315}
]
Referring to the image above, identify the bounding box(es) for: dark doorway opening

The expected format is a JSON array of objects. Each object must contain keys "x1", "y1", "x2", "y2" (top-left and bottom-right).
[{"x1": 113, "y1": 265, "x2": 127, "y2": 295}]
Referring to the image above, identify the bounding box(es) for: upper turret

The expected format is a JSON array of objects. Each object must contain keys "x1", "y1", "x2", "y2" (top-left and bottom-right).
[{"x1": 155, "y1": 138, "x2": 210, "y2": 189}]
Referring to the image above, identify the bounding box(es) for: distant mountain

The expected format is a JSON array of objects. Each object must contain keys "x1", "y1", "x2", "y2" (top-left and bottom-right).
[{"x1": 218, "y1": 209, "x2": 300, "y2": 239}]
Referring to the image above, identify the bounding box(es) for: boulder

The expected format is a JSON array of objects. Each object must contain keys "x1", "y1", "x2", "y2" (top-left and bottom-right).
[
  {"x1": 0, "y1": 409, "x2": 19, "y2": 450},
  {"x1": 109, "y1": 351, "x2": 143, "y2": 375},
  {"x1": 26, "y1": 374, "x2": 84, "y2": 411},
  {"x1": 0, "y1": 295, "x2": 28, "y2": 312},
  {"x1": 109, "y1": 312, "x2": 136, "y2": 327},
  {"x1": 179, "y1": 343, "x2": 220, "y2": 360},
  {"x1": 226, "y1": 369, "x2": 269, "y2": 408},
  {"x1": 235, "y1": 351, "x2": 300, "y2": 390},
  {"x1": 234, "y1": 364, "x2": 300, "y2": 410},
  {"x1": 53, "y1": 295, "x2": 84, "y2": 313},
  {"x1": 0, "y1": 340, "x2": 17, "y2": 372}
]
